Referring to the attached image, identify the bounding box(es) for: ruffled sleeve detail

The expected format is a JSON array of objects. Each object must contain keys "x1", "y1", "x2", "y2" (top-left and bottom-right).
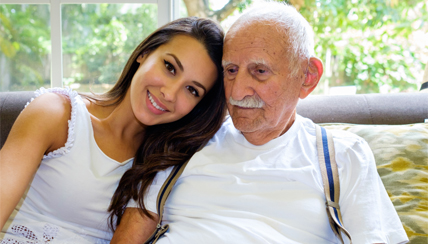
[{"x1": 25, "y1": 87, "x2": 80, "y2": 159}]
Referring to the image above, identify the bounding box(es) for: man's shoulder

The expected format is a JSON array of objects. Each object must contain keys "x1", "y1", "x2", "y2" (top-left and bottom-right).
[
  {"x1": 324, "y1": 127, "x2": 374, "y2": 168},
  {"x1": 297, "y1": 115, "x2": 369, "y2": 152},
  {"x1": 218, "y1": 116, "x2": 236, "y2": 134},
  {"x1": 327, "y1": 127, "x2": 368, "y2": 148},
  {"x1": 207, "y1": 116, "x2": 236, "y2": 144}
]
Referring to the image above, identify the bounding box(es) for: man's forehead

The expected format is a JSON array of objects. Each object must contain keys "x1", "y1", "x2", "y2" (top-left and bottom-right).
[
  {"x1": 225, "y1": 18, "x2": 287, "y2": 41},
  {"x1": 225, "y1": 25, "x2": 288, "y2": 53},
  {"x1": 223, "y1": 37, "x2": 285, "y2": 68},
  {"x1": 222, "y1": 57, "x2": 269, "y2": 67},
  {"x1": 224, "y1": 35, "x2": 273, "y2": 49}
]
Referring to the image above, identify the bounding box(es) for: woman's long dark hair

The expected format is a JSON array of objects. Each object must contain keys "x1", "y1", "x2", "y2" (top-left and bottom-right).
[{"x1": 99, "y1": 17, "x2": 226, "y2": 230}]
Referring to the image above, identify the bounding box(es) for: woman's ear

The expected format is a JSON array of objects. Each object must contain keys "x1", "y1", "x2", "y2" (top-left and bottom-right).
[
  {"x1": 299, "y1": 57, "x2": 324, "y2": 99},
  {"x1": 136, "y1": 54, "x2": 145, "y2": 64},
  {"x1": 136, "y1": 50, "x2": 150, "y2": 64}
]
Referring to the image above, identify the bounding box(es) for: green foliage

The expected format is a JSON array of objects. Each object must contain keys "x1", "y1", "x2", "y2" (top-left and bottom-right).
[
  {"x1": 61, "y1": 4, "x2": 157, "y2": 88},
  {"x1": 237, "y1": 0, "x2": 253, "y2": 13},
  {"x1": 1, "y1": 1, "x2": 426, "y2": 93},
  {"x1": 0, "y1": 3, "x2": 157, "y2": 92},
  {"x1": 0, "y1": 4, "x2": 50, "y2": 91},
  {"x1": 276, "y1": 0, "x2": 428, "y2": 93}
]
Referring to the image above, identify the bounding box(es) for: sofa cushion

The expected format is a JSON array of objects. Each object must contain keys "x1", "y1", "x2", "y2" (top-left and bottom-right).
[
  {"x1": 321, "y1": 123, "x2": 428, "y2": 243},
  {"x1": 0, "y1": 91, "x2": 34, "y2": 149}
]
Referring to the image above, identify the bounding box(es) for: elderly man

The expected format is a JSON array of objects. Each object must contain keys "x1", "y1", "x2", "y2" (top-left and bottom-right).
[{"x1": 113, "y1": 2, "x2": 408, "y2": 244}]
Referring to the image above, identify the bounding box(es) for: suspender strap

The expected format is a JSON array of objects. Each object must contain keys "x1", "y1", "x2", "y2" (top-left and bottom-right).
[
  {"x1": 144, "y1": 127, "x2": 351, "y2": 243},
  {"x1": 144, "y1": 160, "x2": 189, "y2": 244},
  {"x1": 315, "y1": 125, "x2": 352, "y2": 244}
]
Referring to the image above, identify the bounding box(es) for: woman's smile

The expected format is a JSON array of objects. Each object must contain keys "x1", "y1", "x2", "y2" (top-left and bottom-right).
[
  {"x1": 130, "y1": 35, "x2": 217, "y2": 126},
  {"x1": 146, "y1": 90, "x2": 169, "y2": 115}
]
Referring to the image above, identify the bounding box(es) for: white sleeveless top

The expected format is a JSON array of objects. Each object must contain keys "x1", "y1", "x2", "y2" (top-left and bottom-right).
[{"x1": 1, "y1": 87, "x2": 160, "y2": 243}]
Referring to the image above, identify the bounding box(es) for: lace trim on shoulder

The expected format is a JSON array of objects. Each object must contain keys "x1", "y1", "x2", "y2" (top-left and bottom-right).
[{"x1": 25, "y1": 87, "x2": 80, "y2": 159}]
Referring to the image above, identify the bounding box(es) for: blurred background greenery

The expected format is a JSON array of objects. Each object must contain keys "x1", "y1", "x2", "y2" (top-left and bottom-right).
[{"x1": 0, "y1": 0, "x2": 427, "y2": 94}]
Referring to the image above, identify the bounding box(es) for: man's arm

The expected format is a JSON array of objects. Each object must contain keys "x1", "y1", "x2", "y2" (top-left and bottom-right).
[
  {"x1": 335, "y1": 134, "x2": 408, "y2": 244},
  {"x1": 110, "y1": 208, "x2": 158, "y2": 244}
]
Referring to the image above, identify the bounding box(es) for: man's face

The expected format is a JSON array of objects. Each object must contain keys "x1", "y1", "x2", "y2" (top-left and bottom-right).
[{"x1": 222, "y1": 21, "x2": 306, "y2": 144}]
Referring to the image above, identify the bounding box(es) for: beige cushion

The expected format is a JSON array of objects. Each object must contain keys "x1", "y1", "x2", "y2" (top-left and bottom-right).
[{"x1": 321, "y1": 123, "x2": 428, "y2": 243}]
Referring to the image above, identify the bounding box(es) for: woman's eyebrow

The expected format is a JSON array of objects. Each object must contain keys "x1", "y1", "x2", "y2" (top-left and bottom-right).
[
  {"x1": 193, "y1": 81, "x2": 207, "y2": 94},
  {"x1": 166, "y1": 53, "x2": 207, "y2": 95},
  {"x1": 167, "y1": 53, "x2": 183, "y2": 71}
]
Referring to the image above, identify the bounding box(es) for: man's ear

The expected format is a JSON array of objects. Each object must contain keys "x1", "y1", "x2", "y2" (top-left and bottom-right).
[{"x1": 299, "y1": 57, "x2": 323, "y2": 99}]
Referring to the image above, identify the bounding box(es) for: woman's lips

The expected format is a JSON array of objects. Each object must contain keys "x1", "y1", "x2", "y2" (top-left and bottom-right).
[{"x1": 147, "y1": 91, "x2": 169, "y2": 114}]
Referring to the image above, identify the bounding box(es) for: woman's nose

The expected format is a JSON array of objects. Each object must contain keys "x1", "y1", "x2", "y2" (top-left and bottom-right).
[{"x1": 160, "y1": 81, "x2": 179, "y2": 103}]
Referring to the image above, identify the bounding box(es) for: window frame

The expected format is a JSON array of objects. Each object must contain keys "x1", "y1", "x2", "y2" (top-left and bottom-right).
[{"x1": 1, "y1": 0, "x2": 176, "y2": 88}]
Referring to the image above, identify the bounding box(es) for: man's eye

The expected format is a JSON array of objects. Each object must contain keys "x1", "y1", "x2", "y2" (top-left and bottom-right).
[
  {"x1": 164, "y1": 60, "x2": 176, "y2": 75},
  {"x1": 186, "y1": 86, "x2": 199, "y2": 97},
  {"x1": 257, "y1": 69, "x2": 266, "y2": 74},
  {"x1": 224, "y1": 67, "x2": 238, "y2": 79},
  {"x1": 227, "y1": 68, "x2": 238, "y2": 74}
]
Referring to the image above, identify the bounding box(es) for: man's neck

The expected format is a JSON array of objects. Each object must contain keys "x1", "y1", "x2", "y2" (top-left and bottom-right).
[{"x1": 241, "y1": 113, "x2": 297, "y2": 146}]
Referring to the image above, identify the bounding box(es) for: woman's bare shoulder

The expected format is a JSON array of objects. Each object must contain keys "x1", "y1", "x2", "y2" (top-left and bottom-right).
[
  {"x1": 23, "y1": 92, "x2": 71, "y2": 122},
  {"x1": 16, "y1": 92, "x2": 72, "y2": 151}
]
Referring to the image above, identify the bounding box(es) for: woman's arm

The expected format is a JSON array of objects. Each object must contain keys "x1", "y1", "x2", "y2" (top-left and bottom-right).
[
  {"x1": 0, "y1": 93, "x2": 70, "y2": 228},
  {"x1": 110, "y1": 208, "x2": 159, "y2": 244}
]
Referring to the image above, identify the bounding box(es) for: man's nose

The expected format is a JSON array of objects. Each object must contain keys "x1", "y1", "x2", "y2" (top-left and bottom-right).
[{"x1": 228, "y1": 70, "x2": 255, "y2": 101}]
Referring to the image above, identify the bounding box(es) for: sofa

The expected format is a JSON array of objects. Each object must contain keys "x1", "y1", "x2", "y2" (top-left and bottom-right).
[{"x1": 1, "y1": 91, "x2": 427, "y2": 243}]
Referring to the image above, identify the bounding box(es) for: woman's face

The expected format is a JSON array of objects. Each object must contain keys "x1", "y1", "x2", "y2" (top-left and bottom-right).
[{"x1": 129, "y1": 35, "x2": 218, "y2": 126}]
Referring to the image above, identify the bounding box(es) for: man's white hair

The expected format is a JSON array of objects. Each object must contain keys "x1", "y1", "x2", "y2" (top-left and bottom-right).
[{"x1": 229, "y1": 1, "x2": 315, "y2": 78}]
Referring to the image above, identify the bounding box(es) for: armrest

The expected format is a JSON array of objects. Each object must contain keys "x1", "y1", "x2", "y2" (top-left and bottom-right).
[
  {"x1": 297, "y1": 93, "x2": 428, "y2": 124},
  {"x1": 0, "y1": 91, "x2": 35, "y2": 149}
]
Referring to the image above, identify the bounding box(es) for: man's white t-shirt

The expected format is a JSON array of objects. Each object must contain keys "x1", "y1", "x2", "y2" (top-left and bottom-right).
[{"x1": 153, "y1": 115, "x2": 408, "y2": 244}]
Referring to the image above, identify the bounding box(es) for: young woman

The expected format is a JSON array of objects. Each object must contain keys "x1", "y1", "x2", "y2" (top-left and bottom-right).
[{"x1": 0, "y1": 17, "x2": 226, "y2": 243}]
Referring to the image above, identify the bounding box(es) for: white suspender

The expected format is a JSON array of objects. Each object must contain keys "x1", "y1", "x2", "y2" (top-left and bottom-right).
[{"x1": 316, "y1": 125, "x2": 352, "y2": 244}]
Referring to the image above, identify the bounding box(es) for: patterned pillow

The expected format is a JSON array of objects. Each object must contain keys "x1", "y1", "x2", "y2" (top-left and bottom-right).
[{"x1": 321, "y1": 123, "x2": 428, "y2": 244}]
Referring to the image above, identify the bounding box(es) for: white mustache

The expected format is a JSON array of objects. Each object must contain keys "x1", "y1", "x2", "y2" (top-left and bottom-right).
[{"x1": 229, "y1": 96, "x2": 265, "y2": 108}]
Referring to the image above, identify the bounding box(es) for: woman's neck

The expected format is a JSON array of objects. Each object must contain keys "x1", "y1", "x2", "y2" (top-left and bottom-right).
[{"x1": 84, "y1": 96, "x2": 146, "y2": 162}]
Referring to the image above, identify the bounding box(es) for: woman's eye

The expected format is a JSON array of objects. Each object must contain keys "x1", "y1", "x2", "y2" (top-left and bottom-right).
[
  {"x1": 164, "y1": 60, "x2": 176, "y2": 75},
  {"x1": 186, "y1": 86, "x2": 199, "y2": 97}
]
